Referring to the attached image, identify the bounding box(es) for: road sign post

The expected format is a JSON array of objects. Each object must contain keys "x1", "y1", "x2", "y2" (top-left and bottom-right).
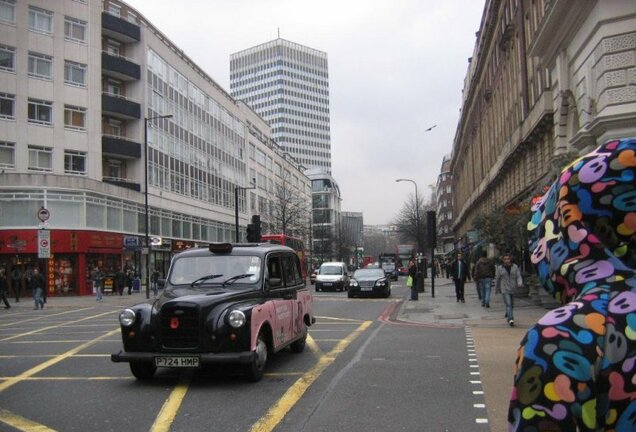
[{"x1": 38, "y1": 229, "x2": 51, "y2": 259}]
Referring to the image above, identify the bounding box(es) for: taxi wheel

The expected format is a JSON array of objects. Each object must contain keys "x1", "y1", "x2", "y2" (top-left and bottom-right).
[
  {"x1": 290, "y1": 324, "x2": 307, "y2": 353},
  {"x1": 245, "y1": 333, "x2": 268, "y2": 382},
  {"x1": 130, "y1": 362, "x2": 156, "y2": 380}
]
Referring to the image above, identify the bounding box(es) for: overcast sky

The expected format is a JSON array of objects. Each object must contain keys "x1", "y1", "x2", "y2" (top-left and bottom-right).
[{"x1": 125, "y1": 0, "x2": 486, "y2": 225}]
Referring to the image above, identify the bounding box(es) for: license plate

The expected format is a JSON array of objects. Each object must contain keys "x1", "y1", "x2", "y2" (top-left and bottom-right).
[
  {"x1": 154, "y1": 356, "x2": 200, "y2": 367},
  {"x1": 361, "y1": 287, "x2": 372, "y2": 291},
  {"x1": 322, "y1": 283, "x2": 332, "y2": 286}
]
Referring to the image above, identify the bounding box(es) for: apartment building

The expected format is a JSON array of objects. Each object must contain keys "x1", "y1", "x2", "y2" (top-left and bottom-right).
[
  {"x1": 450, "y1": 0, "x2": 636, "y2": 249},
  {"x1": 0, "y1": 0, "x2": 309, "y2": 296}
]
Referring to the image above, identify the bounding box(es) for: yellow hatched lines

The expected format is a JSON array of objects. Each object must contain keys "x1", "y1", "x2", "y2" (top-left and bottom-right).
[{"x1": 0, "y1": 315, "x2": 372, "y2": 432}]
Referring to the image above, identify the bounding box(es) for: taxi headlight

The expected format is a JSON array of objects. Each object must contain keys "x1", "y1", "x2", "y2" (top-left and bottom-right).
[
  {"x1": 228, "y1": 310, "x2": 246, "y2": 328},
  {"x1": 119, "y1": 308, "x2": 136, "y2": 327},
  {"x1": 349, "y1": 279, "x2": 359, "y2": 287}
]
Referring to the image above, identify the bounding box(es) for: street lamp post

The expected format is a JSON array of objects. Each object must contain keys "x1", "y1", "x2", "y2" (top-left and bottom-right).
[
  {"x1": 234, "y1": 181, "x2": 256, "y2": 242},
  {"x1": 144, "y1": 114, "x2": 172, "y2": 299}
]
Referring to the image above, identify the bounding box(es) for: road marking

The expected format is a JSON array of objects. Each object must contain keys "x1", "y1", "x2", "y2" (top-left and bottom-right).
[
  {"x1": 151, "y1": 373, "x2": 193, "y2": 432},
  {"x1": 0, "y1": 408, "x2": 56, "y2": 431},
  {"x1": 306, "y1": 334, "x2": 323, "y2": 356},
  {"x1": 0, "y1": 307, "x2": 96, "y2": 328},
  {"x1": 0, "y1": 328, "x2": 120, "y2": 393},
  {"x1": 0, "y1": 311, "x2": 116, "y2": 342},
  {"x1": 250, "y1": 320, "x2": 372, "y2": 432},
  {"x1": 314, "y1": 315, "x2": 365, "y2": 323}
]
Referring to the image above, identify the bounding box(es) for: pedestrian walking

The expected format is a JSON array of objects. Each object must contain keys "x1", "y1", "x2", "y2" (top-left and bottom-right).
[
  {"x1": 11, "y1": 266, "x2": 21, "y2": 302},
  {"x1": 472, "y1": 250, "x2": 495, "y2": 307},
  {"x1": 0, "y1": 268, "x2": 10, "y2": 309},
  {"x1": 126, "y1": 270, "x2": 133, "y2": 295},
  {"x1": 93, "y1": 266, "x2": 104, "y2": 301},
  {"x1": 114, "y1": 267, "x2": 126, "y2": 296},
  {"x1": 450, "y1": 252, "x2": 469, "y2": 302},
  {"x1": 509, "y1": 137, "x2": 636, "y2": 430},
  {"x1": 407, "y1": 258, "x2": 418, "y2": 301},
  {"x1": 30, "y1": 267, "x2": 45, "y2": 310},
  {"x1": 494, "y1": 253, "x2": 522, "y2": 326},
  {"x1": 150, "y1": 268, "x2": 160, "y2": 297}
]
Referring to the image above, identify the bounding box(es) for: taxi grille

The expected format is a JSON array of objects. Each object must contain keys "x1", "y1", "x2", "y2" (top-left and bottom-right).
[
  {"x1": 160, "y1": 304, "x2": 201, "y2": 349},
  {"x1": 358, "y1": 280, "x2": 376, "y2": 289}
]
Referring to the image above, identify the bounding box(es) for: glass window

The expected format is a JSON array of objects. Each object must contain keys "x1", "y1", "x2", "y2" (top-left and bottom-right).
[
  {"x1": 0, "y1": 0, "x2": 14, "y2": 23},
  {"x1": 64, "y1": 150, "x2": 86, "y2": 175},
  {"x1": 108, "y1": 4, "x2": 121, "y2": 17},
  {"x1": 106, "y1": 159, "x2": 122, "y2": 179},
  {"x1": 0, "y1": 141, "x2": 15, "y2": 168},
  {"x1": 105, "y1": 41, "x2": 120, "y2": 55},
  {"x1": 28, "y1": 52, "x2": 53, "y2": 79},
  {"x1": 0, "y1": 45, "x2": 15, "y2": 71},
  {"x1": 64, "y1": 105, "x2": 86, "y2": 130},
  {"x1": 64, "y1": 60, "x2": 86, "y2": 86},
  {"x1": 0, "y1": 93, "x2": 14, "y2": 119},
  {"x1": 64, "y1": 16, "x2": 86, "y2": 43},
  {"x1": 29, "y1": 6, "x2": 53, "y2": 34},
  {"x1": 28, "y1": 146, "x2": 52, "y2": 171},
  {"x1": 28, "y1": 99, "x2": 52, "y2": 125}
]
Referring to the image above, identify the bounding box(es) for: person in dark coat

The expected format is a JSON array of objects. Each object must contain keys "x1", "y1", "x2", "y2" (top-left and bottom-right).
[
  {"x1": 0, "y1": 268, "x2": 10, "y2": 309},
  {"x1": 11, "y1": 267, "x2": 21, "y2": 302},
  {"x1": 30, "y1": 267, "x2": 45, "y2": 310},
  {"x1": 407, "y1": 258, "x2": 418, "y2": 301},
  {"x1": 450, "y1": 252, "x2": 469, "y2": 303},
  {"x1": 114, "y1": 268, "x2": 127, "y2": 296}
]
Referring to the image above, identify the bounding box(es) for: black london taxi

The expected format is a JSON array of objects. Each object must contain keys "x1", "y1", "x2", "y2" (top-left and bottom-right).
[{"x1": 111, "y1": 242, "x2": 314, "y2": 381}]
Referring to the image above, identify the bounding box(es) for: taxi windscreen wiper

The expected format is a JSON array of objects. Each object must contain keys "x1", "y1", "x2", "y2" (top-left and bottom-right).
[
  {"x1": 190, "y1": 274, "x2": 223, "y2": 287},
  {"x1": 222, "y1": 274, "x2": 254, "y2": 287}
]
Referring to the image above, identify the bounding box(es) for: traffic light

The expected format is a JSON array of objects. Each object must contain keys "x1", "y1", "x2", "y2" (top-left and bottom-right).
[
  {"x1": 246, "y1": 215, "x2": 261, "y2": 243},
  {"x1": 251, "y1": 214, "x2": 261, "y2": 242},
  {"x1": 246, "y1": 224, "x2": 256, "y2": 242},
  {"x1": 426, "y1": 210, "x2": 437, "y2": 249}
]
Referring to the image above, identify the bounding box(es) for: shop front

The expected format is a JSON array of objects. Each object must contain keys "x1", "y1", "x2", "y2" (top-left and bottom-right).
[{"x1": 0, "y1": 230, "x2": 124, "y2": 297}]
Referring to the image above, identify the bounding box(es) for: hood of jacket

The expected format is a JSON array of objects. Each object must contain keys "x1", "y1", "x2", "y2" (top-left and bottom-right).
[{"x1": 527, "y1": 137, "x2": 636, "y2": 303}]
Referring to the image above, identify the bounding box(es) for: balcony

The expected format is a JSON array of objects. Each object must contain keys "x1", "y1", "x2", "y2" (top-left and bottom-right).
[
  {"x1": 103, "y1": 176, "x2": 141, "y2": 192},
  {"x1": 102, "y1": 93, "x2": 141, "y2": 120},
  {"x1": 102, "y1": 135, "x2": 141, "y2": 159},
  {"x1": 102, "y1": 52, "x2": 141, "y2": 81},
  {"x1": 101, "y1": 12, "x2": 140, "y2": 43}
]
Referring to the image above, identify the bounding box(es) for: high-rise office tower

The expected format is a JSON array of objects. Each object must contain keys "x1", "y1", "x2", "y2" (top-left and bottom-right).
[{"x1": 230, "y1": 38, "x2": 331, "y2": 173}]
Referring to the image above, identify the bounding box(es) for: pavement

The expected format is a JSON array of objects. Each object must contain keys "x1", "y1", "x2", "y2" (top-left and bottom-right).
[
  {"x1": 397, "y1": 276, "x2": 557, "y2": 432},
  {"x1": 3, "y1": 278, "x2": 557, "y2": 432}
]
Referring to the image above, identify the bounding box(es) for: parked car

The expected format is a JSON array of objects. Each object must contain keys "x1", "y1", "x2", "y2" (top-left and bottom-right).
[
  {"x1": 315, "y1": 262, "x2": 349, "y2": 292},
  {"x1": 348, "y1": 268, "x2": 391, "y2": 298},
  {"x1": 111, "y1": 242, "x2": 314, "y2": 382}
]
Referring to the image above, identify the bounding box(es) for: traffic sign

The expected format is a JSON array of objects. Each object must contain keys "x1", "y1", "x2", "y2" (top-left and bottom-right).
[
  {"x1": 37, "y1": 207, "x2": 50, "y2": 222},
  {"x1": 38, "y1": 229, "x2": 51, "y2": 258}
]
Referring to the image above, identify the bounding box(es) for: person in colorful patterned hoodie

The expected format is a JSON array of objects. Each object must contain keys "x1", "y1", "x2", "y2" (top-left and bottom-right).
[{"x1": 508, "y1": 137, "x2": 636, "y2": 431}]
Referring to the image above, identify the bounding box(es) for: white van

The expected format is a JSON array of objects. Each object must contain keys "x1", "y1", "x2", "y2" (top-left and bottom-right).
[{"x1": 315, "y1": 262, "x2": 349, "y2": 292}]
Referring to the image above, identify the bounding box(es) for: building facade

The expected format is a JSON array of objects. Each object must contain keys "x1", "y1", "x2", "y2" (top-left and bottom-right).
[
  {"x1": 229, "y1": 38, "x2": 332, "y2": 173},
  {"x1": 0, "y1": 0, "x2": 309, "y2": 296},
  {"x1": 435, "y1": 155, "x2": 454, "y2": 254},
  {"x1": 305, "y1": 168, "x2": 341, "y2": 264},
  {"x1": 450, "y1": 0, "x2": 636, "y2": 251}
]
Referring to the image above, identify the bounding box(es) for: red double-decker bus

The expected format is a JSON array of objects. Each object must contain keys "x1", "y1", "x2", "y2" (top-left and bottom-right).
[{"x1": 260, "y1": 234, "x2": 308, "y2": 278}]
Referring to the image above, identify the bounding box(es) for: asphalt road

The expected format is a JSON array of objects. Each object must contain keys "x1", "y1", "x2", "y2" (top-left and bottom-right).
[{"x1": 0, "y1": 281, "x2": 519, "y2": 431}]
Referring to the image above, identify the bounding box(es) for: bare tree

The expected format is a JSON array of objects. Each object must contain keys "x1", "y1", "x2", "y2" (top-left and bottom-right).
[
  {"x1": 263, "y1": 169, "x2": 311, "y2": 241},
  {"x1": 392, "y1": 191, "x2": 435, "y2": 251}
]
